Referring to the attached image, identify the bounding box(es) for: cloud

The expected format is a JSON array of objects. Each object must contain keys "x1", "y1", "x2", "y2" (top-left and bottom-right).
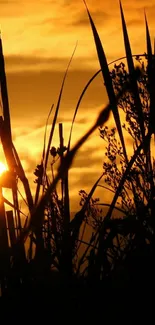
[
  {"x1": 5, "y1": 54, "x2": 99, "y2": 72},
  {"x1": 5, "y1": 63, "x2": 107, "y2": 131},
  {"x1": 1, "y1": 0, "x2": 154, "y2": 63},
  {"x1": 0, "y1": 0, "x2": 154, "y2": 212},
  {"x1": 67, "y1": 10, "x2": 110, "y2": 28},
  {"x1": 1, "y1": 0, "x2": 155, "y2": 74}
]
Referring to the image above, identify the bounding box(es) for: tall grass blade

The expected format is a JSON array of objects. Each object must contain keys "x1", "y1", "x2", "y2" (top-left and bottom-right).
[
  {"x1": 67, "y1": 69, "x2": 101, "y2": 151},
  {"x1": 12, "y1": 143, "x2": 33, "y2": 211},
  {"x1": 59, "y1": 123, "x2": 64, "y2": 206},
  {"x1": 0, "y1": 40, "x2": 16, "y2": 181},
  {"x1": 0, "y1": 37, "x2": 12, "y2": 142},
  {"x1": 0, "y1": 186, "x2": 9, "y2": 294},
  {"x1": 43, "y1": 104, "x2": 54, "y2": 162},
  {"x1": 144, "y1": 14, "x2": 155, "y2": 222},
  {"x1": 43, "y1": 42, "x2": 78, "y2": 179},
  {"x1": 34, "y1": 104, "x2": 54, "y2": 205},
  {"x1": 120, "y1": 1, "x2": 145, "y2": 143},
  {"x1": 83, "y1": 0, "x2": 128, "y2": 164},
  {"x1": 59, "y1": 123, "x2": 70, "y2": 228},
  {"x1": 145, "y1": 14, "x2": 155, "y2": 135}
]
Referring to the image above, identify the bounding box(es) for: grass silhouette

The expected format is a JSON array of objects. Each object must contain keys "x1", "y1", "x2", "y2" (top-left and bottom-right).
[{"x1": 0, "y1": 1, "x2": 153, "y2": 323}]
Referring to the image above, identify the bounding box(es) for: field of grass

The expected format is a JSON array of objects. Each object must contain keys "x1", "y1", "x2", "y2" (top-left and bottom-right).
[{"x1": 0, "y1": 1, "x2": 153, "y2": 323}]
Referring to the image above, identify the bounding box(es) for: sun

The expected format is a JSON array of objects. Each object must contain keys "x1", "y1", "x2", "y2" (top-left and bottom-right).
[{"x1": 0, "y1": 162, "x2": 7, "y2": 175}]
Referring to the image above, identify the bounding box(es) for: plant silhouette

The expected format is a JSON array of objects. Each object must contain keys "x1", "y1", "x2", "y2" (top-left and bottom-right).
[{"x1": 0, "y1": 1, "x2": 153, "y2": 323}]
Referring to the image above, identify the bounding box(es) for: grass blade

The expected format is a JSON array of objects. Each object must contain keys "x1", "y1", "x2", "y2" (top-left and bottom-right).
[
  {"x1": 43, "y1": 42, "x2": 78, "y2": 178},
  {"x1": 83, "y1": 0, "x2": 128, "y2": 164},
  {"x1": 144, "y1": 14, "x2": 155, "y2": 197},
  {"x1": 59, "y1": 123, "x2": 70, "y2": 228},
  {"x1": 34, "y1": 104, "x2": 54, "y2": 205},
  {"x1": 12, "y1": 143, "x2": 33, "y2": 211},
  {"x1": 145, "y1": 14, "x2": 155, "y2": 135},
  {"x1": 0, "y1": 37, "x2": 12, "y2": 142},
  {"x1": 120, "y1": 1, "x2": 145, "y2": 143},
  {"x1": 42, "y1": 104, "x2": 54, "y2": 162}
]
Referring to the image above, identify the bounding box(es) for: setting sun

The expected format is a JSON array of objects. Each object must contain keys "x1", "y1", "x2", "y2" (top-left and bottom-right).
[{"x1": 0, "y1": 162, "x2": 7, "y2": 175}]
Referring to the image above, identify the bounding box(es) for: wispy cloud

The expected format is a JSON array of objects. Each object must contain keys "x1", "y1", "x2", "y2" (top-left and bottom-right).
[{"x1": 1, "y1": 0, "x2": 155, "y2": 61}]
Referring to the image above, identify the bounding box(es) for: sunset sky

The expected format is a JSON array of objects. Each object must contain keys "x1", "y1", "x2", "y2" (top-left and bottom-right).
[{"x1": 0, "y1": 0, "x2": 155, "y2": 211}]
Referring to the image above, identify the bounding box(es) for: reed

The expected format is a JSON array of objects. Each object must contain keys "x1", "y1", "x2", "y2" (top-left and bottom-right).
[{"x1": 0, "y1": 4, "x2": 153, "y2": 317}]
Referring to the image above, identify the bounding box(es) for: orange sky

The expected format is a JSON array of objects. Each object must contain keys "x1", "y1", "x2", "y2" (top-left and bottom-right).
[{"x1": 0, "y1": 0, "x2": 154, "y2": 211}]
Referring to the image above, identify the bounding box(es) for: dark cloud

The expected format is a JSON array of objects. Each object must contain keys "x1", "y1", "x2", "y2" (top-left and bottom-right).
[
  {"x1": 5, "y1": 56, "x2": 107, "y2": 126},
  {"x1": 42, "y1": 9, "x2": 110, "y2": 29},
  {"x1": 71, "y1": 10, "x2": 110, "y2": 27},
  {"x1": 4, "y1": 54, "x2": 101, "y2": 74},
  {"x1": 5, "y1": 54, "x2": 68, "y2": 68},
  {"x1": 126, "y1": 19, "x2": 143, "y2": 28},
  {"x1": 0, "y1": 0, "x2": 17, "y2": 3}
]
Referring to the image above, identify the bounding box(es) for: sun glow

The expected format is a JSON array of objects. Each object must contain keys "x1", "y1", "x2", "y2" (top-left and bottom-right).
[{"x1": 0, "y1": 162, "x2": 7, "y2": 175}]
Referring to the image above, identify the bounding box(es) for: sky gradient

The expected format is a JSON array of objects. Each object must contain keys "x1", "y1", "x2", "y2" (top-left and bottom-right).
[{"x1": 0, "y1": 0, "x2": 154, "y2": 211}]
